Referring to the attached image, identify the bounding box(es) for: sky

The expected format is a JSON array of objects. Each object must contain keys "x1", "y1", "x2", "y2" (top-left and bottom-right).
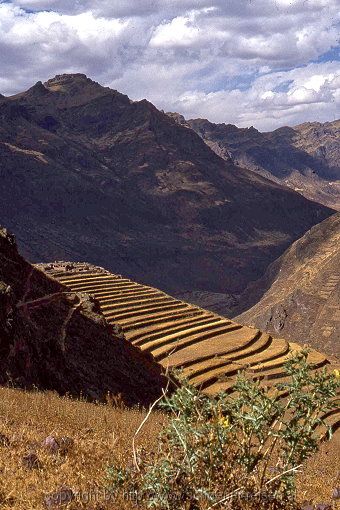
[{"x1": 0, "y1": 0, "x2": 339, "y2": 130}]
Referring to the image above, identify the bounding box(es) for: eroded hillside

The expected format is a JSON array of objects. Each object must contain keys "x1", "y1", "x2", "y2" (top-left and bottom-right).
[
  {"x1": 0, "y1": 74, "x2": 333, "y2": 298},
  {"x1": 0, "y1": 228, "x2": 167, "y2": 405},
  {"x1": 236, "y1": 213, "x2": 340, "y2": 358}
]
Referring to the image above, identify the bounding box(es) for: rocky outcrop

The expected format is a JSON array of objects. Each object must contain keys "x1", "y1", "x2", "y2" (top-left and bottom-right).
[{"x1": 0, "y1": 227, "x2": 168, "y2": 405}]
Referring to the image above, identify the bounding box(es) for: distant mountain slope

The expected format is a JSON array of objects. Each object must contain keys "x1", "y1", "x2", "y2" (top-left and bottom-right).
[
  {"x1": 236, "y1": 213, "x2": 340, "y2": 358},
  {"x1": 167, "y1": 113, "x2": 340, "y2": 210},
  {"x1": 0, "y1": 74, "x2": 333, "y2": 298},
  {"x1": 173, "y1": 289, "x2": 236, "y2": 317},
  {"x1": 0, "y1": 227, "x2": 167, "y2": 405}
]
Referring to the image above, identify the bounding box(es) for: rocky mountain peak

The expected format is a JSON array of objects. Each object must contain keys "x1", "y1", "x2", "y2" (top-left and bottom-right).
[
  {"x1": 45, "y1": 73, "x2": 90, "y2": 87},
  {"x1": 8, "y1": 73, "x2": 121, "y2": 109},
  {"x1": 44, "y1": 73, "x2": 105, "y2": 92},
  {"x1": 25, "y1": 81, "x2": 50, "y2": 98},
  {"x1": 166, "y1": 112, "x2": 189, "y2": 126}
]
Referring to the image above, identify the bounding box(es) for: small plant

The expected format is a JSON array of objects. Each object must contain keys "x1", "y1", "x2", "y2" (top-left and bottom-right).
[{"x1": 108, "y1": 351, "x2": 339, "y2": 509}]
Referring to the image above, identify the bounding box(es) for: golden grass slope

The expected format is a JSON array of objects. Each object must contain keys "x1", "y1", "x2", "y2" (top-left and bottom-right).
[
  {"x1": 0, "y1": 386, "x2": 165, "y2": 510},
  {"x1": 0, "y1": 386, "x2": 339, "y2": 510}
]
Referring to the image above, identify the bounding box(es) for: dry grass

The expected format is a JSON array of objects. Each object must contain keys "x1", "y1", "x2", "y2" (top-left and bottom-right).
[
  {"x1": 0, "y1": 387, "x2": 165, "y2": 509},
  {"x1": 0, "y1": 387, "x2": 338, "y2": 509},
  {"x1": 296, "y1": 437, "x2": 340, "y2": 506}
]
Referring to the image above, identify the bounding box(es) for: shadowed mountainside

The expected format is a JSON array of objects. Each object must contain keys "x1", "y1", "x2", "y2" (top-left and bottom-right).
[
  {"x1": 0, "y1": 227, "x2": 167, "y2": 405},
  {"x1": 172, "y1": 289, "x2": 237, "y2": 318},
  {"x1": 167, "y1": 113, "x2": 340, "y2": 210},
  {"x1": 0, "y1": 73, "x2": 333, "y2": 298},
  {"x1": 235, "y1": 213, "x2": 340, "y2": 358}
]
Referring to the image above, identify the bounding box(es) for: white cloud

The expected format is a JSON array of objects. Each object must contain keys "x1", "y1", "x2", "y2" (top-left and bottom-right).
[
  {"x1": 150, "y1": 15, "x2": 201, "y2": 48},
  {"x1": 167, "y1": 62, "x2": 339, "y2": 130},
  {"x1": 0, "y1": 0, "x2": 339, "y2": 130}
]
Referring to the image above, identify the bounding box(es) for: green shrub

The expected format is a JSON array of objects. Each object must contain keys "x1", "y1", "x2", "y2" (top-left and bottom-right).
[{"x1": 108, "y1": 351, "x2": 339, "y2": 509}]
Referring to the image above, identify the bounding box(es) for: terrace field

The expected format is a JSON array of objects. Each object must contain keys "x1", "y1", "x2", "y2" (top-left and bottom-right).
[{"x1": 42, "y1": 262, "x2": 340, "y2": 435}]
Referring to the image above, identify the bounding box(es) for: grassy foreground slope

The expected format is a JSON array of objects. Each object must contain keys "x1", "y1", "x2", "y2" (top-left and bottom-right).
[
  {"x1": 0, "y1": 386, "x2": 164, "y2": 510},
  {"x1": 0, "y1": 386, "x2": 338, "y2": 510}
]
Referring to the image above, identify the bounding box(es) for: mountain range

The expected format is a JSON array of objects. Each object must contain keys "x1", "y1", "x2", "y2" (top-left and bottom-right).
[
  {"x1": 0, "y1": 73, "x2": 334, "y2": 304},
  {"x1": 167, "y1": 113, "x2": 340, "y2": 210}
]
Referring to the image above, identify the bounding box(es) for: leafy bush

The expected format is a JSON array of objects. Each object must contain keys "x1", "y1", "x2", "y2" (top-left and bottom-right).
[{"x1": 108, "y1": 351, "x2": 339, "y2": 509}]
